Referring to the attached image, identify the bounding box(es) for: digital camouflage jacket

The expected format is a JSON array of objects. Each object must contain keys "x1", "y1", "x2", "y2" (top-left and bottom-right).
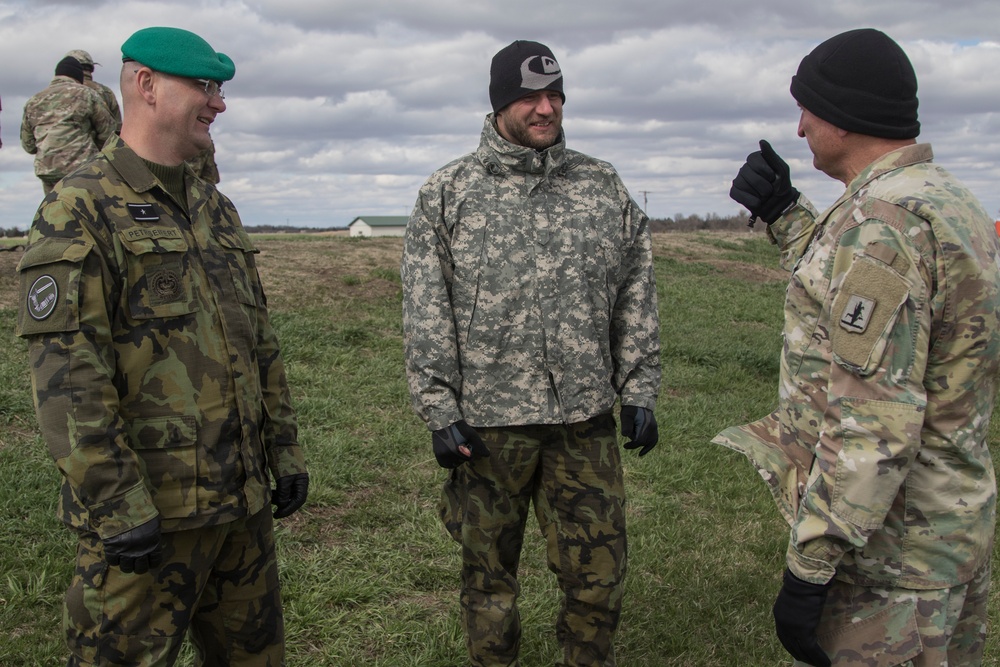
[
  {"x1": 16, "y1": 135, "x2": 307, "y2": 540},
  {"x1": 714, "y1": 144, "x2": 1000, "y2": 589},
  {"x1": 20, "y1": 76, "x2": 117, "y2": 182},
  {"x1": 402, "y1": 115, "x2": 661, "y2": 431}
]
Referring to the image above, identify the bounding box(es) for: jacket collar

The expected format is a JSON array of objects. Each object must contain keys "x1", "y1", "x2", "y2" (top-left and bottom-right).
[{"x1": 476, "y1": 113, "x2": 567, "y2": 178}]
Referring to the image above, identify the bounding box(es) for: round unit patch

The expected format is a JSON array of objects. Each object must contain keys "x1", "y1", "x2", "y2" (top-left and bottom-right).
[{"x1": 27, "y1": 274, "x2": 59, "y2": 321}]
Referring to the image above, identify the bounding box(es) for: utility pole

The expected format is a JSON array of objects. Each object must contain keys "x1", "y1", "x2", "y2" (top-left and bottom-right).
[{"x1": 639, "y1": 190, "x2": 649, "y2": 211}]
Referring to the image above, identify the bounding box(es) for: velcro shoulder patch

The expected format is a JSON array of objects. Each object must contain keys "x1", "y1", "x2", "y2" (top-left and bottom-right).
[
  {"x1": 830, "y1": 255, "x2": 910, "y2": 375},
  {"x1": 16, "y1": 238, "x2": 93, "y2": 336}
]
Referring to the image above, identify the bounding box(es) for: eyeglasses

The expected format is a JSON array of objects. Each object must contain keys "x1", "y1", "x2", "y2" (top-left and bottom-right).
[
  {"x1": 132, "y1": 68, "x2": 225, "y2": 100},
  {"x1": 192, "y1": 78, "x2": 225, "y2": 100}
]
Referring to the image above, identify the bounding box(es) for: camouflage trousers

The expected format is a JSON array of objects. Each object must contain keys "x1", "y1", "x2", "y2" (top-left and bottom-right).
[
  {"x1": 802, "y1": 558, "x2": 991, "y2": 666},
  {"x1": 440, "y1": 413, "x2": 626, "y2": 667},
  {"x1": 64, "y1": 508, "x2": 284, "y2": 666}
]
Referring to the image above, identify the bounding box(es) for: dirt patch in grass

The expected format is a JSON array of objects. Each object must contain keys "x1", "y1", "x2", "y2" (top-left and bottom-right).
[
  {"x1": 652, "y1": 231, "x2": 786, "y2": 283},
  {"x1": 0, "y1": 246, "x2": 25, "y2": 310},
  {"x1": 254, "y1": 238, "x2": 403, "y2": 311},
  {"x1": 0, "y1": 232, "x2": 787, "y2": 312}
]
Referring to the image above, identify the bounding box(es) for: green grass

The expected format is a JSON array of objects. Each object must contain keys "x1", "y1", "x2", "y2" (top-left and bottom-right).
[{"x1": 1, "y1": 233, "x2": 999, "y2": 665}]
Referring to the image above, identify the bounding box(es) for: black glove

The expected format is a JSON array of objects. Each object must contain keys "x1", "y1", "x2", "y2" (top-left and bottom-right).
[
  {"x1": 272, "y1": 473, "x2": 309, "y2": 518},
  {"x1": 432, "y1": 420, "x2": 490, "y2": 468},
  {"x1": 620, "y1": 405, "x2": 658, "y2": 456},
  {"x1": 730, "y1": 139, "x2": 800, "y2": 225},
  {"x1": 773, "y1": 568, "x2": 833, "y2": 667},
  {"x1": 102, "y1": 517, "x2": 163, "y2": 575}
]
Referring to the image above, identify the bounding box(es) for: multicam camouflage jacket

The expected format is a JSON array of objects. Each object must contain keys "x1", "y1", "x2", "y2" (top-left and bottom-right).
[
  {"x1": 20, "y1": 76, "x2": 117, "y2": 182},
  {"x1": 16, "y1": 135, "x2": 307, "y2": 539},
  {"x1": 714, "y1": 144, "x2": 1000, "y2": 589},
  {"x1": 402, "y1": 115, "x2": 661, "y2": 432},
  {"x1": 86, "y1": 79, "x2": 122, "y2": 132}
]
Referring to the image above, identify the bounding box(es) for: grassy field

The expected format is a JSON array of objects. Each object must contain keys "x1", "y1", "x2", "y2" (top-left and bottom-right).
[{"x1": 1, "y1": 231, "x2": 999, "y2": 666}]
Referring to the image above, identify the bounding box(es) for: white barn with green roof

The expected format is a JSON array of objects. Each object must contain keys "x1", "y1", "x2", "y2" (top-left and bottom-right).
[{"x1": 348, "y1": 215, "x2": 408, "y2": 238}]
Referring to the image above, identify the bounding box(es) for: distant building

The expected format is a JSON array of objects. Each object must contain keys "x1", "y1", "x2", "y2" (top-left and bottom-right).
[{"x1": 348, "y1": 215, "x2": 408, "y2": 238}]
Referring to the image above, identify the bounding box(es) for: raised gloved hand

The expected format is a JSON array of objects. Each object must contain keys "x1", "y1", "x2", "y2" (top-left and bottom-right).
[
  {"x1": 730, "y1": 139, "x2": 799, "y2": 225},
  {"x1": 773, "y1": 568, "x2": 833, "y2": 667},
  {"x1": 432, "y1": 420, "x2": 490, "y2": 468},
  {"x1": 103, "y1": 516, "x2": 163, "y2": 574},
  {"x1": 272, "y1": 473, "x2": 309, "y2": 518},
  {"x1": 620, "y1": 405, "x2": 658, "y2": 456}
]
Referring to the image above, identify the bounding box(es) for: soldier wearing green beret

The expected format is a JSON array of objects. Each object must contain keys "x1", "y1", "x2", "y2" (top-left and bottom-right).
[
  {"x1": 718, "y1": 29, "x2": 1000, "y2": 666},
  {"x1": 16, "y1": 26, "x2": 308, "y2": 666}
]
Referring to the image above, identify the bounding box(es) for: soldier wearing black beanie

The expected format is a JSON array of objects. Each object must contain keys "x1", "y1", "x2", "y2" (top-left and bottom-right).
[
  {"x1": 723, "y1": 26, "x2": 1000, "y2": 667},
  {"x1": 54, "y1": 56, "x2": 85, "y2": 84}
]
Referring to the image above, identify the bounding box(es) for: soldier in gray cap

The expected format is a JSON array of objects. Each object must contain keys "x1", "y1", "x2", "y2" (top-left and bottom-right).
[
  {"x1": 20, "y1": 55, "x2": 116, "y2": 194},
  {"x1": 402, "y1": 40, "x2": 661, "y2": 667},
  {"x1": 65, "y1": 49, "x2": 122, "y2": 131},
  {"x1": 17, "y1": 27, "x2": 307, "y2": 666}
]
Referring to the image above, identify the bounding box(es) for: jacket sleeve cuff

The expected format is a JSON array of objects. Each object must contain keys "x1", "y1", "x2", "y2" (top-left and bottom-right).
[
  {"x1": 87, "y1": 482, "x2": 158, "y2": 540},
  {"x1": 786, "y1": 539, "x2": 841, "y2": 585},
  {"x1": 267, "y1": 443, "x2": 308, "y2": 480}
]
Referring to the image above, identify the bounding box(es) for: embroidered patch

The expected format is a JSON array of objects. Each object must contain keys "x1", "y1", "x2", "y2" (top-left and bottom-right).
[
  {"x1": 149, "y1": 267, "x2": 182, "y2": 304},
  {"x1": 127, "y1": 203, "x2": 160, "y2": 222},
  {"x1": 839, "y1": 294, "x2": 875, "y2": 333},
  {"x1": 27, "y1": 274, "x2": 59, "y2": 321}
]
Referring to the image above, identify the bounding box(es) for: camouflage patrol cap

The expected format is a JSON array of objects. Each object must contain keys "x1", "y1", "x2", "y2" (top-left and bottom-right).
[
  {"x1": 121, "y1": 27, "x2": 235, "y2": 82},
  {"x1": 65, "y1": 50, "x2": 97, "y2": 67}
]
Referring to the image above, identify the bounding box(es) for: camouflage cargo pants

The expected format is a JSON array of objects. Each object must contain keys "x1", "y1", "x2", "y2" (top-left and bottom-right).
[
  {"x1": 64, "y1": 508, "x2": 284, "y2": 666},
  {"x1": 440, "y1": 413, "x2": 626, "y2": 667},
  {"x1": 803, "y1": 558, "x2": 991, "y2": 666}
]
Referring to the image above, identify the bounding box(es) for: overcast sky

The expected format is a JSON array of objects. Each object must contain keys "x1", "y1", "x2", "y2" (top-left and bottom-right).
[{"x1": 1, "y1": 0, "x2": 998, "y2": 229}]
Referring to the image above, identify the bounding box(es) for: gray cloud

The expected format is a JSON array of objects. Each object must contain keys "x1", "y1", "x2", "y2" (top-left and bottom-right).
[{"x1": 2, "y1": 0, "x2": 999, "y2": 229}]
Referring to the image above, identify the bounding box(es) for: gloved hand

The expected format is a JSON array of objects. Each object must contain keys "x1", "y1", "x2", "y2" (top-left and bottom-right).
[
  {"x1": 730, "y1": 139, "x2": 800, "y2": 225},
  {"x1": 103, "y1": 516, "x2": 163, "y2": 575},
  {"x1": 620, "y1": 405, "x2": 658, "y2": 456},
  {"x1": 432, "y1": 420, "x2": 490, "y2": 468},
  {"x1": 773, "y1": 568, "x2": 833, "y2": 667},
  {"x1": 272, "y1": 473, "x2": 309, "y2": 518}
]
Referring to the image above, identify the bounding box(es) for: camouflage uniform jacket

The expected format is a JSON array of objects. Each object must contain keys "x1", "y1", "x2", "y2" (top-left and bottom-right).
[
  {"x1": 85, "y1": 79, "x2": 122, "y2": 132},
  {"x1": 16, "y1": 135, "x2": 307, "y2": 540},
  {"x1": 714, "y1": 144, "x2": 1000, "y2": 589},
  {"x1": 402, "y1": 115, "x2": 660, "y2": 431},
  {"x1": 20, "y1": 76, "x2": 116, "y2": 182}
]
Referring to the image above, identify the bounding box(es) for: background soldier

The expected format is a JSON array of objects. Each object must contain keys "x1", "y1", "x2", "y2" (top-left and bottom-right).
[
  {"x1": 16, "y1": 27, "x2": 308, "y2": 665},
  {"x1": 65, "y1": 48, "x2": 123, "y2": 131},
  {"x1": 187, "y1": 137, "x2": 220, "y2": 184},
  {"x1": 20, "y1": 55, "x2": 116, "y2": 194},
  {"x1": 717, "y1": 28, "x2": 1000, "y2": 666},
  {"x1": 402, "y1": 40, "x2": 661, "y2": 667}
]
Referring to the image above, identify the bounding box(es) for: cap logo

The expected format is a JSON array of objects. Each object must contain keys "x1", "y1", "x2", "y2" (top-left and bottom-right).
[{"x1": 520, "y1": 55, "x2": 561, "y2": 90}]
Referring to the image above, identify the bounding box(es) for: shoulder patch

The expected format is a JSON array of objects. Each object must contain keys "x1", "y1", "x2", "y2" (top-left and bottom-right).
[
  {"x1": 26, "y1": 274, "x2": 59, "y2": 321},
  {"x1": 830, "y1": 256, "x2": 910, "y2": 375}
]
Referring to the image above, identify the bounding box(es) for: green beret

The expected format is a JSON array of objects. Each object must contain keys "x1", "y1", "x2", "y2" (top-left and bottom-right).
[{"x1": 122, "y1": 27, "x2": 235, "y2": 82}]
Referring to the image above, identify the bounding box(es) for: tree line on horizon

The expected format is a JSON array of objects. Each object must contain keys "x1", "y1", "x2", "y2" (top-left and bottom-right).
[{"x1": 0, "y1": 211, "x2": 755, "y2": 239}]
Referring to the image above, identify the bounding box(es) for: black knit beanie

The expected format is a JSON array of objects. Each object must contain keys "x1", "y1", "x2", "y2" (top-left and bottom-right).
[
  {"x1": 790, "y1": 28, "x2": 919, "y2": 139},
  {"x1": 490, "y1": 40, "x2": 564, "y2": 113},
  {"x1": 55, "y1": 56, "x2": 85, "y2": 83}
]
